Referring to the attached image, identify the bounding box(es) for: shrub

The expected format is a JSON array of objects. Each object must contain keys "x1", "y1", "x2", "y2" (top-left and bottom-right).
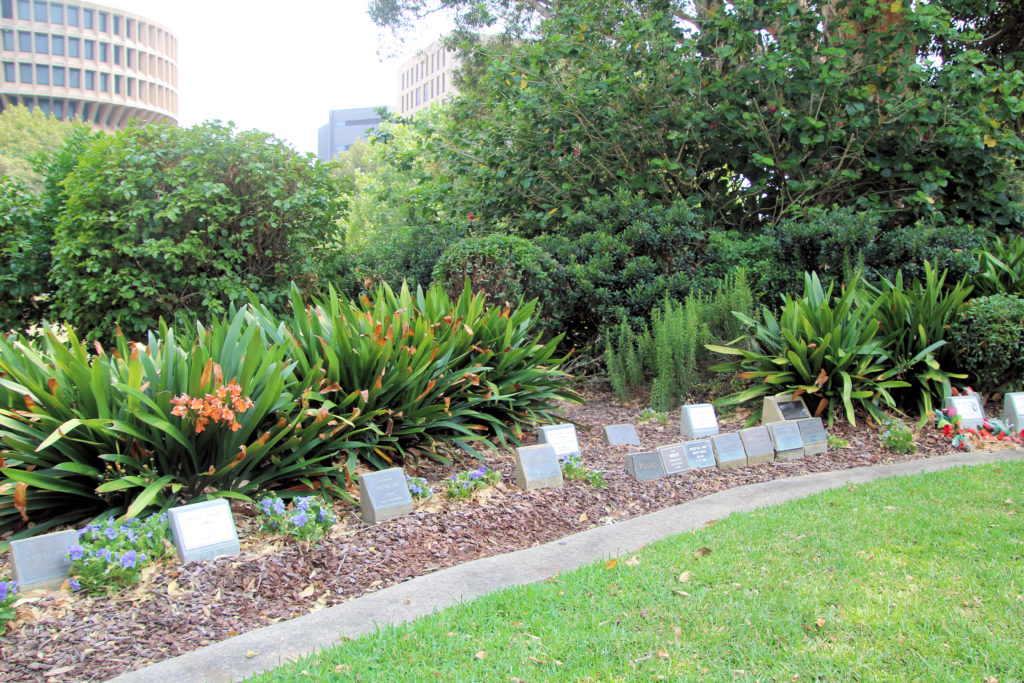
[
  {"x1": 947, "y1": 294, "x2": 1024, "y2": 393},
  {"x1": 771, "y1": 206, "x2": 880, "y2": 291},
  {"x1": 708, "y1": 272, "x2": 908, "y2": 425},
  {"x1": 973, "y1": 233, "x2": 1024, "y2": 297},
  {"x1": 0, "y1": 180, "x2": 47, "y2": 332},
  {"x1": 869, "y1": 219, "x2": 985, "y2": 285},
  {"x1": 350, "y1": 220, "x2": 468, "y2": 294},
  {"x1": 50, "y1": 121, "x2": 344, "y2": 341}
]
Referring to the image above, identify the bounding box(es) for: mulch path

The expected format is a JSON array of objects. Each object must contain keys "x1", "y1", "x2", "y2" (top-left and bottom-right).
[{"x1": 0, "y1": 382, "x2": 996, "y2": 682}]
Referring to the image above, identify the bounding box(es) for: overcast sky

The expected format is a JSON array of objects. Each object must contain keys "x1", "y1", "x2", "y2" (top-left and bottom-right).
[{"x1": 113, "y1": 0, "x2": 450, "y2": 155}]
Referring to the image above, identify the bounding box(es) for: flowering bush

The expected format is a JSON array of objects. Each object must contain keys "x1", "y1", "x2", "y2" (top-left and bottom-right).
[
  {"x1": 67, "y1": 513, "x2": 171, "y2": 595},
  {"x1": 0, "y1": 578, "x2": 17, "y2": 630},
  {"x1": 560, "y1": 455, "x2": 607, "y2": 487},
  {"x1": 405, "y1": 475, "x2": 433, "y2": 501},
  {"x1": 257, "y1": 495, "x2": 337, "y2": 542},
  {"x1": 880, "y1": 418, "x2": 917, "y2": 455},
  {"x1": 443, "y1": 466, "x2": 501, "y2": 500},
  {"x1": 170, "y1": 380, "x2": 255, "y2": 433}
]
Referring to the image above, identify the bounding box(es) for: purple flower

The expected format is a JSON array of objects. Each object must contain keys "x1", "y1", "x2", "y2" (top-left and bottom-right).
[
  {"x1": 68, "y1": 544, "x2": 85, "y2": 561},
  {"x1": 119, "y1": 550, "x2": 138, "y2": 569},
  {"x1": 68, "y1": 578, "x2": 81, "y2": 591},
  {"x1": 272, "y1": 499, "x2": 286, "y2": 515},
  {"x1": 0, "y1": 580, "x2": 14, "y2": 601},
  {"x1": 318, "y1": 508, "x2": 330, "y2": 522},
  {"x1": 94, "y1": 548, "x2": 112, "y2": 562},
  {"x1": 260, "y1": 497, "x2": 273, "y2": 513},
  {"x1": 293, "y1": 512, "x2": 308, "y2": 528},
  {"x1": 295, "y1": 497, "x2": 311, "y2": 511},
  {"x1": 104, "y1": 527, "x2": 118, "y2": 540}
]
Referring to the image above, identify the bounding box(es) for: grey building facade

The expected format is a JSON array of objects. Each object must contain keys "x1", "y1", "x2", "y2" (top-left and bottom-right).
[{"x1": 317, "y1": 106, "x2": 388, "y2": 162}]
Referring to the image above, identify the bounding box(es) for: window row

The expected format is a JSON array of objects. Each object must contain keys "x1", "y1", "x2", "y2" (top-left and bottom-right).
[
  {"x1": 401, "y1": 48, "x2": 450, "y2": 90},
  {"x1": 3, "y1": 96, "x2": 173, "y2": 125},
  {"x1": 403, "y1": 72, "x2": 448, "y2": 112},
  {"x1": 3, "y1": 61, "x2": 173, "y2": 103},
  {"x1": 0, "y1": 0, "x2": 175, "y2": 55},
  {"x1": 1, "y1": 30, "x2": 175, "y2": 81}
]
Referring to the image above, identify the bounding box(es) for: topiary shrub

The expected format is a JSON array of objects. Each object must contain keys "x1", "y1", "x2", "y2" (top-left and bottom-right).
[
  {"x1": 50, "y1": 121, "x2": 345, "y2": 341},
  {"x1": 432, "y1": 232, "x2": 566, "y2": 333},
  {"x1": 947, "y1": 293, "x2": 1024, "y2": 393},
  {"x1": 870, "y1": 218, "x2": 986, "y2": 285}
]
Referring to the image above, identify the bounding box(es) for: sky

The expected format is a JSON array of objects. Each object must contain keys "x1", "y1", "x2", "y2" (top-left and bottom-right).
[{"x1": 113, "y1": 0, "x2": 451, "y2": 155}]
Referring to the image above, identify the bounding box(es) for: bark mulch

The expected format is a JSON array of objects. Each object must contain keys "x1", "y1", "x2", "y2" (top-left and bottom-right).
[{"x1": 0, "y1": 383, "x2": 995, "y2": 682}]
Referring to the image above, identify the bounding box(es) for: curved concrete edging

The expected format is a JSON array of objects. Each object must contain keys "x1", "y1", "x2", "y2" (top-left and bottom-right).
[{"x1": 110, "y1": 449, "x2": 1024, "y2": 683}]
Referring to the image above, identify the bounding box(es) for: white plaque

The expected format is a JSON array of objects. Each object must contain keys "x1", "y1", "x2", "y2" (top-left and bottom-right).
[
  {"x1": 945, "y1": 395, "x2": 985, "y2": 429},
  {"x1": 689, "y1": 404, "x2": 718, "y2": 430},
  {"x1": 538, "y1": 424, "x2": 581, "y2": 459},
  {"x1": 168, "y1": 499, "x2": 240, "y2": 562}
]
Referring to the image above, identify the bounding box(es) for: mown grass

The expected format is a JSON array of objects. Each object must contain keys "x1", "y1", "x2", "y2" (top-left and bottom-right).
[{"x1": 256, "y1": 460, "x2": 1024, "y2": 682}]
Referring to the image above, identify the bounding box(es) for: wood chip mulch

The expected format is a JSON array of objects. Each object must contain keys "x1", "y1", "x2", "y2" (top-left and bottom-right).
[{"x1": 0, "y1": 382, "x2": 998, "y2": 682}]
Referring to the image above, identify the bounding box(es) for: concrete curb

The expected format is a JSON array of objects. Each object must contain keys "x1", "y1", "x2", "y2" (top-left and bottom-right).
[{"x1": 110, "y1": 450, "x2": 1024, "y2": 682}]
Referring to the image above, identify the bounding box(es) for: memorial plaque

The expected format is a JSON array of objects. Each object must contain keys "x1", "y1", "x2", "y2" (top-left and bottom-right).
[
  {"x1": 167, "y1": 499, "x2": 240, "y2": 563},
  {"x1": 762, "y1": 395, "x2": 811, "y2": 424},
  {"x1": 797, "y1": 417, "x2": 828, "y2": 456},
  {"x1": 944, "y1": 395, "x2": 986, "y2": 430},
  {"x1": 680, "y1": 403, "x2": 720, "y2": 439},
  {"x1": 683, "y1": 439, "x2": 716, "y2": 469},
  {"x1": 1004, "y1": 392, "x2": 1024, "y2": 432},
  {"x1": 603, "y1": 423, "x2": 641, "y2": 447},
  {"x1": 625, "y1": 451, "x2": 665, "y2": 481},
  {"x1": 358, "y1": 467, "x2": 415, "y2": 525},
  {"x1": 768, "y1": 422, "x2": 804, "y2": 460},
  {"x1": 9, "y1": 529, "x2": 77, "y2": 590},
  {"x1": 740, "y1": 426, "x2": 775, "y2": 465},
  {"x1": 537, "y1": 423, "x2": 582, "y2": 460},
  {"x1": 711, "y1": 432, "x2": 746, "y2": 469},
  {"x1": 657, "y1": 443, "x2": 691, "y2": 475},
  {"x1": 515, "y1": 444, "x2": 564, "y2": 491}
]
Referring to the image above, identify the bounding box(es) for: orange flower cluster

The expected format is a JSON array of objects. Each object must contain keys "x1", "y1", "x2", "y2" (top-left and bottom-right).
[{"x1": 170, "y1": 380, "x2": 255, "y2": 433}]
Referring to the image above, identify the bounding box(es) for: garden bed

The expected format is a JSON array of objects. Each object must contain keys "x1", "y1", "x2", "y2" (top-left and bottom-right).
[{"x1": 0, "y1": 382, "x2": 965, "y2": 682}]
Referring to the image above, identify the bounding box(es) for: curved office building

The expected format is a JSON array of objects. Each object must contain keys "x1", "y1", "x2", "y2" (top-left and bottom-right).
[{"x1": 0, "y1": 0, "x2": 177, "y2": 130}]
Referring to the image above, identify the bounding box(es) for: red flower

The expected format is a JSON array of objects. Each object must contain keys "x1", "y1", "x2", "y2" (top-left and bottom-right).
[{"x1": 942, "y1": 424, "x2": 953, "y2": 437}]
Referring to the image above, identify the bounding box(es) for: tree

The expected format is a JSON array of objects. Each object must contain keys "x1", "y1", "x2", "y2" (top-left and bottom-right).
[{"x1": 0, "y1": 106, "x2": 88, "y2": 192}]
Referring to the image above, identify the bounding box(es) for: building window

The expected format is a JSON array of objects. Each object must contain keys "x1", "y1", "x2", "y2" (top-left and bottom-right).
[
  {"x1": 35, "y1": 63, "x2": 47, "y2": 84},
  {"x1": 66, "y1": 4, "x2": 76, "y2": 26},
  {"x1": 68, "y1": 36, "x2": 78, "y2": 57},
  {"x1": 16, "y1": 0, "x2": 28, "y2": 19},
  {"x1": 99, "y1": 71, "x2": 107, "y2": 91},
  {"x1": 82, "y1": 7, "x2": 92, "y2": 28},
  {"x1": 1, "y1": 0, "x2": 11, "y2": 19},
  {"x1": 19, "y1": 61, "x2": 31, "y2": 82},
  {"x1": 68, "y1": 66, "x2": 79, "y2": 87},
  {"x1": 51, "y1": 34, "x2": 63, "y2": 55},
  {"x1": 3, "y1": 62, "x2": 15, "y2": 82},
  {"x1": 18, "y1": 31, "x2": 29, "y2": 51},
  {"x1": 51, "y1": 64, "x2": 63, "y2": 85},
  {"x1": 126, "y1": 47, "x2": 133, "y2": 68},
  {"x1": 113, "y1": 44, "x2": 120, "y2": 64},
  {"x1": 84, "y1": 39, "x2": 93, "y2": 59},
  {"x1": 1, "y1": 30, "x2": 12, "y2": 51},
  {"x1": 52, "y1": 100, "x2": 62, "y2": 118},
  {"x1": 34, "y1": 32, "x2": 46, "y2": 53},
  {"x1": 113, "y1": 73, "x2": 120, "y2": 93},
  {"x1": 126, "y1": 76, "x2": 133, "y2": 96},
  {"x1": 49, "y1": 2, "x2": 62, "y2": 24},
  {"x1": 84, "y1": 69, "x2": 93, "y2": 89},
  {"x1": 33, "y1": 0, "x2": 45, "y2": 21},
  {"x1": 113, "y1": 14, "x2": 120, "y2": 35},
  {"x1": 99, "y1": 42, "x2": 107, "y2": 62},
  {"x1": 98, "y1": 11, "x2": 106, "y2": 32}
]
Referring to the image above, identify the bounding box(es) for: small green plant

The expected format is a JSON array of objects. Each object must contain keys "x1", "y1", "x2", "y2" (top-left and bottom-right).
[
  {"x1": 637, "y1": 408, "x2": 668, "y2": 425},
  {"x1": 258, "y1": 495, "x2": 337, "y2": 542},
  {"x1": 405, "y1": 474, "x2": 434, "y2": 500},
  {"x1": 947, "y1": 293, "x2": 1024, "y2": 393},
  {"x1": 443, "y1": 466, "x2": 501, "y2": 500},
  {"x1": 0, "y1": 577, "x2": 17, "y2": 630},
  {"x1": 560, "y1": 455, "x2": 607, "y2": 487},
  {"x1": 880, "y1": 418, "x2": 917, "y2": 454},
  {"x1": 66, "y1": 513, "x2": 171, "y2": 595},
  {"x1": 826, "y1": 433, "x2": 849, "y2": 449}
]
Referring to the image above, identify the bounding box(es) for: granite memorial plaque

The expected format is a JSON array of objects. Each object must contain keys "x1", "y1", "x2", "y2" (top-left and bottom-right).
[
  {"x1": 168, "y1": 499, "x2": 240, "y2": 563},
  {"x1": 515, "y1": 444, "x2": 564, "y2": 491},
  {"x1": 740, "y1": 426, "x2": 775, "y2": 465},
  {"x1": 657, "y1": 443, "x2": 691, "y2": 475},
  {"x1": 683, "y1": 439, "x2": 716, "y2": 469},
  {"x1": 625, "y1": 451, "x2": 665, "y2": 481},
  {"x1": 711, "y1": 432, "x2": 746, "y2": 469},
  {"x1": 603, "y1": 423, "x2": 641, "y2": 447},
  {"x1": 943, "y1": 394, "x2": 986, "y2": 430},
  {"x1": 9, "y1": 529, "x2": 77, "y2": 590},
  {"x1": 680, "y1": 403, "x2": 720, "y2": 439},
  {"x1": 358, "y1": 467, "x2": 415, "y2": 525},
  {"x1": 768, "y1": 421, "x2": 804, "y2": 460},
  {"x1": 537, "y1": 423, "x2": 582, "y2": 460},
  {"x1": 1004, "y1": 392, "x2": 1024, "y2": 432},
  {"x1": 762, "y1": 395, "x2": 812, "y2": 423},
  {"x1": 797, "y1": 417, "x2": 828, "y2": 456}
]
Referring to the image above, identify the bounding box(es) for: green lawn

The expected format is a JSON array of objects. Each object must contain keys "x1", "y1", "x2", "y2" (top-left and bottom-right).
[{"x1": 257, "y1": 461, "x2": 1024, "y2": 682}]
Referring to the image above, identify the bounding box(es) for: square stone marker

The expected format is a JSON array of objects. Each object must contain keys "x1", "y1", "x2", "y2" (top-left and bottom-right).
[
  {"x1": 168, "y1": 499, "x2": 241, "y2": 563},
  {"x1": 657, "y1": 443, "x2": 691, "y2": 476},
  {"x1": 944, "y1": 394, "x2": 986, "y2": 430},
  {"x1": 10, "y1": 529, "x2": 77, "y2": 591},
  {"x1": 358, "y1": 467, "x2": 415, "y2": 525},
  {"x1": 762, "y1": 395, "x2": 812, "y2": 424},
  {"x1": 740, "y1": 426, "x2": 775, "y2": 465},
  {"x1": 680, "y1": 403, "x2": 720, "y2": 440},
  {"x1": 537, "y1": 423, "x2": 582, "y2": 460},
  {"x1": 797, "y1": 417, "x2": 828, "y2": 456},
  {"x1": 625, "y1": 451, "x2": 665, "y2": 481},
  {"x1": 1004, "y1": 392, "x2": 1024, "y2": 432},
  {"x1": 711, "y1": 432, "x2": 746, "y2": 469},
  {"x1": 683, "y1": 439, "x2": 716, "y2": 469},
  {"x1": 603, "y1": 423, "x2": 641, "y2": 447},
  {"x1": 768, "y1": 421, "x2": 805, "y2": 460},
  {"x1": 515, "y1": 444, "x2": 564, "y2": 491}
]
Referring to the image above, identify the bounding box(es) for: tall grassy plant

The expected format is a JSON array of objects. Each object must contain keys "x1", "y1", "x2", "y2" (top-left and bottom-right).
[
  {"x1": 973, "y1": 234, "x2": 1024, "y2": 297},
  {"x1": 708, "y1": 273, "x2": 909, "y2": 425}
]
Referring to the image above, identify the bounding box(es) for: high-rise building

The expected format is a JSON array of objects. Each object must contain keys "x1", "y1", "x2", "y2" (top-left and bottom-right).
[
  {"x1": 316, "y1": 106, "x2": 389, "y2": 162},
  {"x1": 397, "y1": 39, "x2": 458, "y2": 117},
  {"x1": 0, "y1": 0, "x2": 178, "y2": 130}
]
